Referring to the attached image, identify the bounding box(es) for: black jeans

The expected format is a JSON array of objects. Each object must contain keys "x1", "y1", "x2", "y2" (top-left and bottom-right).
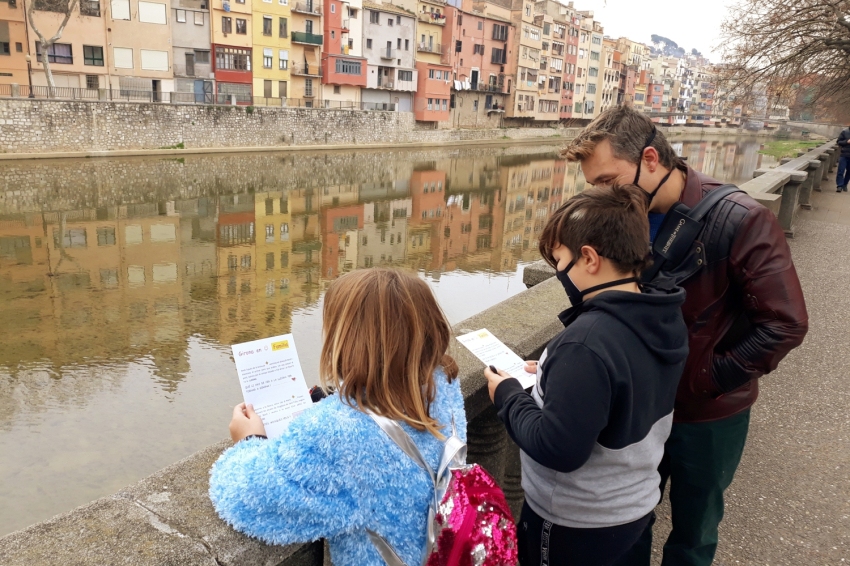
[
  {"x1": 615, "y1": 409, "x2": 751, "y2": 566},
  {"x1": 518, "y1": 502, "x2": 653, "y2": 566}
]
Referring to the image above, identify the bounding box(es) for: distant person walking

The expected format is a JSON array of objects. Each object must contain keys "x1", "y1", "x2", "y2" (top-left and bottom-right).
[{"x1": 836, "y1": 126, "x2": 850, "y2": 192}]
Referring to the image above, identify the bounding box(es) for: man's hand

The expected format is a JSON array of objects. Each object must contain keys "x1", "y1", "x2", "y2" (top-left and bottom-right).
[
  {"x1": 524, "y1": 360, "x2": 538, "y2": 374},
  {"x1": 484, "y1": 366, "x2": 512, "y2": 403},
  {"x1": 229, "y1": 403, "x2": 267, "y2": 443}
]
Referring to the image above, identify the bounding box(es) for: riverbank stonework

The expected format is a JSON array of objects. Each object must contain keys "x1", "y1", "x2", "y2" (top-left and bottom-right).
[
  {"x1": 0, "y1": 98, "x2": 776, "y2": 156},
  {"x1": 0, "y1": 99, "x2": 574, "y2": 154}
]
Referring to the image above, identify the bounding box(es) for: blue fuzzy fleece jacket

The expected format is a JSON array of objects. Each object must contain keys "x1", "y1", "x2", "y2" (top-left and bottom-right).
[{"x1": 209, "y1": 370, "x2": 467, "y2": 566}]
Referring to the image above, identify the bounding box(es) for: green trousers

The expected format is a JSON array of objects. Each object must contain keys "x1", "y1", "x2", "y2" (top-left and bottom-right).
[{"x1": 615, "y1": 409, "x2": 751, "y2": 566}]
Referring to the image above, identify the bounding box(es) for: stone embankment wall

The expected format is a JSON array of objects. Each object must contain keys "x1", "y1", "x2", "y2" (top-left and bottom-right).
[{"x1": 0, "y1": 99, "x2": 577, "y2": 154}]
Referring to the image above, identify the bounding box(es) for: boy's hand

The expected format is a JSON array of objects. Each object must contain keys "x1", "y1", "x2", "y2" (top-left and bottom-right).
[
  {"x1": 229, "y1": 403, "x2": 267, "y2": 443},
  {"x1": 484, "y1": 366, "x2": 512, "y2": 403},
  {"x1": 524, "y1": 360, "x2": 538, "y2": 374}
]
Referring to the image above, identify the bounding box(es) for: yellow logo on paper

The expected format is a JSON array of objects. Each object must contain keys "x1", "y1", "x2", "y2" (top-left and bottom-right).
[
  {"x1": 478, "y1": 331, "x2": 489, "y2": 338},
  {"x1": 272, "y1": 340, "x2": 290, "y2": 351}
]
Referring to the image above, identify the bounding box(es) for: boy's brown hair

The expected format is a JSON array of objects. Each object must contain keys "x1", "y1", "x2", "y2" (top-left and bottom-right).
[
  {"x1": 561, "y1": 105, "x2": 685, "y2": 171},
  {"x1": 320, "y1": 268, "x2": 458, "y2": 438},
  {"x1": 539, "y1": 184, "x2": 651, "y2": 275}
]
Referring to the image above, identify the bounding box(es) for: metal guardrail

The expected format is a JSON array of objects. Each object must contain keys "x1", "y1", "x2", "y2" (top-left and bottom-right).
[
  {"x1": 0, "y1": 86, "x2": 403, "y2": 111},
  {"x1": 291, "y1": 31, "x2": 323, "y2": 45}
]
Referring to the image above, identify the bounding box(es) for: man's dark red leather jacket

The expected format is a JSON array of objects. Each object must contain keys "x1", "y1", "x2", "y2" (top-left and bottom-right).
[{"x1": 649, "y1": 167, "x2": 809, "y2": 423}]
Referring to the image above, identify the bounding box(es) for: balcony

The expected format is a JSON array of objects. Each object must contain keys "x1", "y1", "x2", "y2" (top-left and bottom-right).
[
  {"x1": 291, "y1": 64, "x2": 323, "y2": 77},
  {"x1": 293, "y1": 1, "x2": 321, "y2": 14},
  {"x1": 380, "y1": 48, "x2": 397, "y2": 60},
  {"x1": 376, "y1": 81, "x2": 395, "y2": 89},
  {"x1": 417, "y1": 12, "x2": 446, "y2": 26},
  {"x1": 291, "y1": 31, "x2": 323, "y2": 45},
  {"x1": 416, "y1": 42, "x2": 442, "y2": 54},
  {"x1": 474, "y1": 83, "x2": 503, "y2": 93},
  {"x1": 341, "y1": 19, "x2": 350, "y2": 31}
]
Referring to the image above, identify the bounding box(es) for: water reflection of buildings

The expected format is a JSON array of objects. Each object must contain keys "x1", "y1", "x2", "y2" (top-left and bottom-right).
[{"x1": 0, "y1": 151, "x2": 576, "y2": 400}]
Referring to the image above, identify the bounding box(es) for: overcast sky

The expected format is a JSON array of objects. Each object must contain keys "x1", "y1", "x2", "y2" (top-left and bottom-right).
[{"x1": 574, "y1": 0, "x2": 738, "y2": 61}]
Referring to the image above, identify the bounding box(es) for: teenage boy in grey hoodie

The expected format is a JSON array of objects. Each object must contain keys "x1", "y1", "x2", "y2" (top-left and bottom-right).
[{"x1": 485, "y1": 184, "x2": 689, "y2": 566}]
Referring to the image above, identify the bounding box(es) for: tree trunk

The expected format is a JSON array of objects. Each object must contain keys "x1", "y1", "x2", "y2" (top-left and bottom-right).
[{"x1": 40, "y1": 39, "x2": 56, "y2": 97}]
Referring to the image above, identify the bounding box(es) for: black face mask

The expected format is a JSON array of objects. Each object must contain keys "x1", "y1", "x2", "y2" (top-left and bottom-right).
[
  {"x1": 555, "y1": 257, "x2": 640, "y2": 307},
  {"x1": 633, "y1": 127, "x2": 674, "y2": 208}
]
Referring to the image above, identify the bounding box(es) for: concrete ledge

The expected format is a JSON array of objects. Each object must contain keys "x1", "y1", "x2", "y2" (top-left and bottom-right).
[
  {"x1": 0, "y1": 277, "x2": 568, "y2": 565},
  {"x1": 522, "y1": 259, "x2": 556, "y2": 288}
]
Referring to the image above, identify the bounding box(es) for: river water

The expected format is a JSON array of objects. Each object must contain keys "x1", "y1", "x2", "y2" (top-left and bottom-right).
[{"x1": 0, "y1": 135, "x2": 775, "y2": 536}]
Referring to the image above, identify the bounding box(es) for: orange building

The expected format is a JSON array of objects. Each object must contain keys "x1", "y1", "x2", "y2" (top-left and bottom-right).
[
  {"x1": 413, "y1": 60, "x2": 451, "y2": 122},
  {"x1": 321, "y1": 0, "x2": 367, "y2": 99}
]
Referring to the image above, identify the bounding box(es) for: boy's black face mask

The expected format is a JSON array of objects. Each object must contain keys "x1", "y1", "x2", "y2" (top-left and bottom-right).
[
  {"x1": 555, "y1": 257, "x2": 639, "y2": 308},
  {"x1": 633, "y1": 127, "x2": 673, "y2": 208}
]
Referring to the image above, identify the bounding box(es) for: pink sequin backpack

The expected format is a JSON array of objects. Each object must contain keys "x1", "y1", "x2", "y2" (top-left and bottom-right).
[{"x1": 366, "y1": 412, "x2": 518, "y2": 566}]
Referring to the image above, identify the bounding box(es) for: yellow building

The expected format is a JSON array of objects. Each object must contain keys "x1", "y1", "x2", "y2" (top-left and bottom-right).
[
  {"x1": 211, "y1": 0, "x2": 254, "y2": 102},
  {"x1": 289, "y1": 0, "x2": 323, "y2": 100},
  {"x1": 252, "y1": 0, "x2": 292, "y2": 101}
]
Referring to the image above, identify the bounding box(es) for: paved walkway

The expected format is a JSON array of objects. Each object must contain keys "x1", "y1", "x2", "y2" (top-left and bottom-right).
[{"x1": 650, "y1": 188, "x2": 850, "y2": 565}]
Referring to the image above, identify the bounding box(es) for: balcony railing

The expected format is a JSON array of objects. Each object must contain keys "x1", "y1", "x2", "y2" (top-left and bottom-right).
[
  {"x1": 293, "y1": 1, "x2": 321, "y2": 14},
  {"x1": 416, "y1": 42, "x2": 442, "y2": 54},
  {"x1": 380, "y1": 48, "x2": 397, "y2": 60},
  {"x1": 376, "y1": 81, "x2": 394, "y2": 89},
  {"x1": 291, "y1": 63, "x2": 322, "y2": 76},
  {"x1": 291, "y1": 31, "x2": 323, "y2": 45},
  {"x1": 417, "y1": 12, "x2": 446, "y2": 25},
  {"x1": 341, "y1": 19, "x2": 350, "y2": 30},
  {"x1": 474, "y1": 83, "x2": 503, "y2": 93}
]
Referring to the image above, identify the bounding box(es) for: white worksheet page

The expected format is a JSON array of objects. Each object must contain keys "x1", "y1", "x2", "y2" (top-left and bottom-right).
[
  {"x1": 231, "y1": 334, "x2": 313, "y2": 439},
  {"x1": 456, "y1": 329, "x2": 537, "y2": 389}
]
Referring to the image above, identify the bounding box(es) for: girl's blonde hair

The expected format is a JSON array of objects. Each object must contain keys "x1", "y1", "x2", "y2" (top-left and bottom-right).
[{"x1": 320, "y1": 268, "x2": 459, "y2": 438}]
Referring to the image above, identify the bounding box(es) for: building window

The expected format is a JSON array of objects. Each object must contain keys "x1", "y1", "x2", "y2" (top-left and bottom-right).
[
  {"x1": 455, "y1": 40, "x2": 462, "y2": 52},
  {"x1": 96, "y1": 227, "x2": 116, "y2": 246},
  {"x1": 428, "y1": 68, "x2": 434, "y2": 79},
  {"x1": 396, "y1": 15, "x2": 400, "y2": 24},
  {"x1": 305, "y1": 78, "x2": 313, "y2": 96},
  {"x1": 331, "y1": 2, "x2": 335, "y2": 12},
  {"x1": 36, "y1": 43, "x2": 73, "y2": 64},
  {"x1": 85, "y1": 74, "x2": 99, "y2": 89},
  {"x1": 176, "y1": 9, "x2": 186, "y2": 22},
  {"x1": 263, "y1": 47, "x2": 273, "y2": 68},
  {"x1": 215, "y1": 46, "x2": 251, "y2": 70},
  {"x1": 236, "y1": 18, "x2": 247, "y2": 34},
  {"x1": 398, "y1": 69, "x2": 412, "y2": 81},
  {"x1": 369, "y1": 10, "x2": 379, "y2": 23},
  {"x1": 185, "y1": 52, "x2": 195, "y2": 75},
  {"x1": 279, "y1": 50, "x2": 288, "y2": 69},
  {"x1": 473, "y1": 44, "x2": 484, "y2": 55},
  {"x1": 279, "y1": 17, "x2": 288, "y2": 37},
  {"x1": 331, "y1": 30, "x2": 335, "y2": 39},
  {"x1": 83, "y1": 45, "x2": 104, "y2": 66},
  {"x1": 388, "y1": 17, "x2": 393, "y2": 26},
  {"x1": 493, "y1": 23, "x2": 508, "y2": 41},
  {"x1": 405, "y1": 39, "x2": 409, "y2": 50},
  {"x1": 194, "y1": 11, "x2": 204, "y2": 25},
  {"x1": 427, "y1": 98, "x2": 432, "y2": 110},
  {"x1": 491, "y1": 47, "x2": 505, "y2": 64},
  {"x1": 397, "y1": 38, "x2": 401, "y2": 49},
  {"x1": 590, "y1": 50, "x2": 600, "y2": 61},
  {"x1": 195, "y1": 50, "x2": 210, "y2": 64},
  {"x1": 366, "y1": 38, "x2": 372, "y2": 48},
  {"x1": 279, "y1": 80, "x2": 287, "y2": 97},
  {"x1": 263, "y1": 15, "x2": 272, "y2": 35},
  {"x1": 222, "y1": 16, "x2": 232, "y2": 33},
  {"x1": 305, "y1": 19, "x2": 313, "y2": 33},
  {"x1": 333, "y1": 85, "x2": 340, "y2": 94},
  {"x1": 335, "y1": 59, "x2": 361, "y2": 74}
]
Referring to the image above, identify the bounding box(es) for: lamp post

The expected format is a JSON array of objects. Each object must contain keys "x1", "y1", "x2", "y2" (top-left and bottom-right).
[{"x1": 25, "y1": 53, "x2": 34, "y2": 98}]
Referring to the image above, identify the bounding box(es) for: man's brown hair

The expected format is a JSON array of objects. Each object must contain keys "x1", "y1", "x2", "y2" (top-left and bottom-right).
[
  {"x1": 539, "y1": 184, "x2": 651, "y2": 275},
  {"x1": 561, "y1": 105, "x2": 685, "y2": 171},
  {"x1": 320, "y1": 268, "x2": 458, "y2": 438}
]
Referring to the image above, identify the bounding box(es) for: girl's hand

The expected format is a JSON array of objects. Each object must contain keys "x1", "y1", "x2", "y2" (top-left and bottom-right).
[
  {"x1": 524, "y1": 360, "x2": 538, "y2": 374},
  {"x1": 484, "y1": 366, "x2": 512, "y2": 403},
  {"x1": 229, "y1": 403, "x2": 267, "y2": 443}
]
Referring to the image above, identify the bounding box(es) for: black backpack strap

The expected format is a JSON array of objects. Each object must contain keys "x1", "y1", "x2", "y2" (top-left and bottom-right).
[
  {"x1": 643, "y1": 184, "x2": 742, "y2": 284},
  {"x1": 688, "y1": 184, "x2": 742, "y2": 222}
]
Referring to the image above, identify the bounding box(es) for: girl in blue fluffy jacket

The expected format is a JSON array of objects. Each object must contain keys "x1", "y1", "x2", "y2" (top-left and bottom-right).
[{"x1": 209, "y1": 268, "x2": 467, "y2": 566}]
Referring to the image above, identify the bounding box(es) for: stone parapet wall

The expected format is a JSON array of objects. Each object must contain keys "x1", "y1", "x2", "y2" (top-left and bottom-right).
[{"x1": 0, "y1": 99, "x2": 579, "y2": 155}]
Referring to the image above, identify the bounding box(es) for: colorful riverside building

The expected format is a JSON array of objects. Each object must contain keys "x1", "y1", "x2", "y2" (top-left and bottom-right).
[
  {"x1": 0, "y1": 0, "x2": 28, "y2": 87},
  {"x1": 211, "y1": 0, "x2": 254, "y2": 102},
  {"x1": 251, "y1": 0, "x2": 292, "y2": 102},
  {"x1": 290, "y1": 0, "x2": 322, "y2": 101},
  {"x1": 172, "y1": 0, "x2": 215, "y2": 101},
  {"x1": 534, "y1": 0, "x2": 579, "y2": 121},
  {"x1": 360, "y1": 0, "x2": 416, "y2": 111},
  {"x1": 321, "y1": 0, "x2": 367, "y2": 105},
  {"x1": 442, "y1": 0, "x2": 513, "y2": 128},
  {"x1": 405, "y1": 0, "x2": 450, "y2": 123}
]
